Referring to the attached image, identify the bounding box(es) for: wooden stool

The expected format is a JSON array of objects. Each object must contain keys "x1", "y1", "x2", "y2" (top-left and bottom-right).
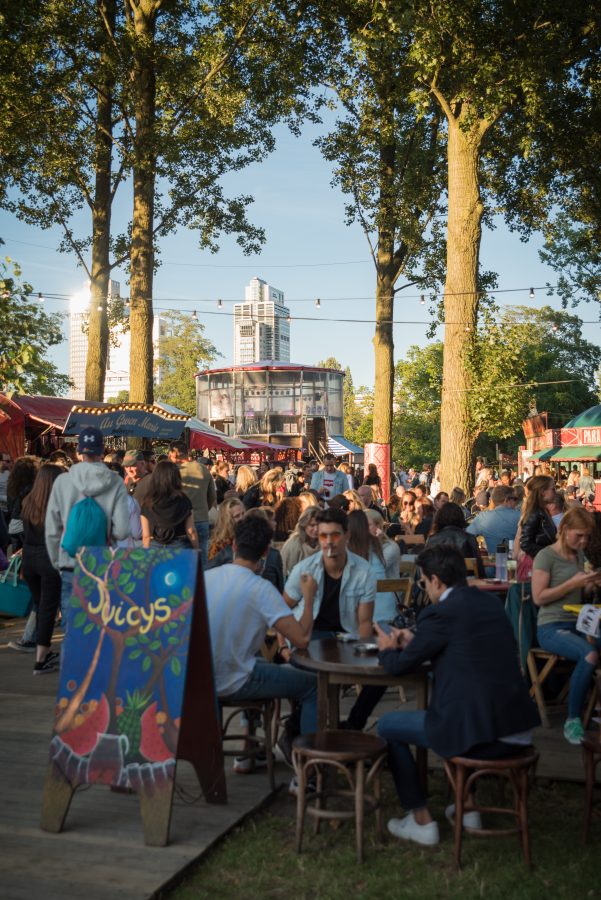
[
  {"x1": 219, "y1": 699, "x2": 275, "y2": 790},
  {"x1": 526, "y1": 648, "x2": 572, "y2": 727},
  {"x1": 582, "y1": 732, "x2": 601, "y2": 842},
  {"x1": 443, "y1": 748, "x2": 539, "y2": 869},
  {"x1": 292, "y1": 730, "x2": 387, "y2": 863}
]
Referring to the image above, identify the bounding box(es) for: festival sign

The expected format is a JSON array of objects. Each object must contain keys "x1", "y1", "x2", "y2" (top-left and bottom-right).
[
  {"x1": 63, "y1": 404, "x2": 188, "y2": 440},
  {"x1": 41, "y1": 546, "x2": 225, "y2": 845}
]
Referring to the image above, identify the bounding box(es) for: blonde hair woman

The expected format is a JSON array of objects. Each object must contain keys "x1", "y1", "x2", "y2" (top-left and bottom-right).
[
  {"x1": 235, "y1": 464, "x2": 257, "y2": 495},
  {"x1": 344, "y1": 489, "x2": 365, "y2": 511},
  {"x1": 280, "y1": 507, "x2": 320, "y2": 577},
  {"x1": 259, "y1": 468, "x2": 286, "y2": 507},
  {"x1": 298, "y1": 490, "x2": 320, "y2": 512},
  {"x1": 532, "y1": 506, "x2": 601, "y2": 744},
  {"x1": 208, "y1": 497, "x2": 245, "y2": 560}
]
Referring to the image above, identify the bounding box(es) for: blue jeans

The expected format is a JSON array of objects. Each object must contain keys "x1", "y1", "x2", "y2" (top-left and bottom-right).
[
  {"x1": 222, "y1": 658, "x2": 318, "y2": 734},
  {"x1": 195, "y1": 521, "x2": 209, "y2": 570},
  {"x1": 377, "y1": 710, "x2": 429, "y2": 810},
  {"x1": 60, "y1": 570, "x2": 74, "y2": 636},
  {"x1": 537, "y1": 621, "x2": 601, "y2": 719}
]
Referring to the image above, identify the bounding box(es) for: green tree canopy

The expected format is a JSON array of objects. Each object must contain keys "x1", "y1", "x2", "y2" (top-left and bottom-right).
[
  {"x1": 393, "y1": 307, "x2": 601, "y2": 466},
  {"x1": 0, "y1": 256, "x2": 70, "y2": 396},
  {"x1": 154, "y1": 312, "x2": 220, "y2": 417}
]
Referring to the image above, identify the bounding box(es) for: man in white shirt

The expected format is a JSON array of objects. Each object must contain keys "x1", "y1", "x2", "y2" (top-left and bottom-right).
[{"x1": 205, "y1": 516, "x2": 318, "y2": 736}]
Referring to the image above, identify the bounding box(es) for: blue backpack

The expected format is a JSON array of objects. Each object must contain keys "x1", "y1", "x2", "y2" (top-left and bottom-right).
[{"x1": 61, "y1": 496, "x2": 108, "y2": 557}]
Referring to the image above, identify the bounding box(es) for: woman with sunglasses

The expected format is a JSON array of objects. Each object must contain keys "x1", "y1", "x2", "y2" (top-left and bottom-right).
[{"x1": 399, "y1": 491, "x2": 421, "y2": 534}]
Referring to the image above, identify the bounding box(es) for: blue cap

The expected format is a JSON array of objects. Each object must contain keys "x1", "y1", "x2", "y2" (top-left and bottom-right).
[{"x1": 78, "y1": 426, "x2": 104, "y2": 455}]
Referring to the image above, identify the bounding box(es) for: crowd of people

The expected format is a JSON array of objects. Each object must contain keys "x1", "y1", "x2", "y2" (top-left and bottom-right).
[{"x1": 1, "y1": 434, "x2": 600, "y2": 844}]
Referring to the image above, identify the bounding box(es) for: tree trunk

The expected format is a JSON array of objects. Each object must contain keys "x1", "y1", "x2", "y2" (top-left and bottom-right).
[
  {"x1": 373, "y1": 268, "x2": 394, "y2": 446},
  {"x1": 128, "y1": 0, "x2": 158, "y2": 405},
  {"x1": 372, "y1": 124, "x2": 396, "y2": 453},
  {"x1": 439, "y1": 119, "x2": 483, "y2": 493},
  {"x1": 85, "y1": 0, "x2": 116, "y2": 401}
]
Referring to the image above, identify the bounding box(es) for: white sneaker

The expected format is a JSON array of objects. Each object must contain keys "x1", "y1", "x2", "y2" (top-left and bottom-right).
[
  {"x1": 233, "y1": 753, "x2": 267, "y2": 774},
  {"x1": 288, "y1": 775, "x2": 316, "y2": 797},
  {"x1": 387, "y1": 811, "x2": 440, "y2": 846},
  {"x1": 445, "y1": 804, "x2": 482, "y2": 829}
]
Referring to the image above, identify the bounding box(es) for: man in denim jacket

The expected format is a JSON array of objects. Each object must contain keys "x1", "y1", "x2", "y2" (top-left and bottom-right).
[{"x1": 284, "y1": 507, "x2": 375, "y2": 639}]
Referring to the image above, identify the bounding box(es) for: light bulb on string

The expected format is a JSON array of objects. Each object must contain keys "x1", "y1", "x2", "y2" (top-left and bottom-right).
[
  {"x1": 420, "y1": 294, "x2": 425, "y2": 305},
  {"x1": 315, "y1": 297, "x2": 321, "y2": 308},
  {"x1": 191, "y1": 310, "x2": 197, "y2": 320},
  {"x1": 38, "y1": 292, "x2": 45, "y2": 303},
  {"x1": 529, "y1": 287, "x2": 535, "y2": 299},
  {"x1": 217, "y1": 298, "x2": 223, "y2": 309},
  {"x1": 551, "y1": 322, "x2": 558, "y2": 332},
  {"x1": 97, "y1": 304, "x2": 103, "y2": 312}
]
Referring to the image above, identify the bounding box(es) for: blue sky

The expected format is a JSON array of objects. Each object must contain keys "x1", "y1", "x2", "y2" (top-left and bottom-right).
[{"x1": 1, "y1": 120, "x2": 598, "y2": 391}]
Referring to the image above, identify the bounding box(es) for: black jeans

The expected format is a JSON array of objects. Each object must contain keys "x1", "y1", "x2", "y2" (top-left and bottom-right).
[{"x1": 21, "y1": 544, "x2": 62, "y2": 647}]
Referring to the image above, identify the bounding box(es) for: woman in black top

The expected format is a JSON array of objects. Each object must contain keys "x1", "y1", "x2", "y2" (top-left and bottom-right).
[
  {"x1": 519, "y1": 475, "x2": 557, "y2": 559},
  {"x1": 6, "y1": 455, "x2": 39, "y2": 550},
  {"x1": 21, "y1": 463, "x2": 64, "y2": 673},
  {"x1": 426, "y1": 502, "x2": 485, "y2": 577},
  {"x1": 141, "y1": 461, "x2": 198, "y2": 549}
]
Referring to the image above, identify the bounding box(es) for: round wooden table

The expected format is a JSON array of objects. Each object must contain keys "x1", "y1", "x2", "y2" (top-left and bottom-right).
[{"x1": 290, "y1": 637, "x2": 430, "y2": 785}]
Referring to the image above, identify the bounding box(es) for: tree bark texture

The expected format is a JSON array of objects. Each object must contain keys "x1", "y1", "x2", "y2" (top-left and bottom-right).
[
  {"x1": 128, "y1": 0, "x2": 157, "y2": 405},
  {"x1": 439, "y1": 120, "x2": 483, "y2": 493},
  {"x1": 85, "y1": 0, "x2": 116, "y2": 401},
  {"x1": 372, "y1": 127, "x2": 395, "y2": 456}
]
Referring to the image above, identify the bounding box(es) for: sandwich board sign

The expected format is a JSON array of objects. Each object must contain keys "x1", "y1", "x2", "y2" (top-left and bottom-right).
[{"x1": 41, "y1": 546, "x2": 225, "y2": 846}]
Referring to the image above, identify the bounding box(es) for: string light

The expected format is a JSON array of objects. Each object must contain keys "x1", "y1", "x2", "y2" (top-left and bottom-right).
[
  {"x1": 529, "y1": 287, "x2": 535, "y2": 299},
  {"x1": 38, "y1": 292, "x2": 44, "y2": 303},
  {"x1": 420, "y1": 294, "x2": 425, "y2": 305},
  {"x1": 315, "y1": 297, "x2": 321, "y2": 308},
  {"x1": 217, "y1": 298, "x2": 223, "y2": 308},
  {"x1": 191, "y1": 310, "x2": 197, "y2": 319}
]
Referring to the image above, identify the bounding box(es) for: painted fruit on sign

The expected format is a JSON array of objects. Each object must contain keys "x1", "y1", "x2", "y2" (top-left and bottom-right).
[
  {"x1": 139, "y1": 701, "x2": 173, "y2": 762},
  {"x1": 60, "y1": 694, "x2": 110, "y2": 756}
]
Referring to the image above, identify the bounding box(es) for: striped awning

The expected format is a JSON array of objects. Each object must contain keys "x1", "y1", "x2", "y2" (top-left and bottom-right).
[{"x1": 327, "y1": 435, "x2": 364, "y2": 457}]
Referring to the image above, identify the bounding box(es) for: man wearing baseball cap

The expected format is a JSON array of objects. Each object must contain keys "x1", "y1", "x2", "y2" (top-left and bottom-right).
[
  {"x1": 45, "y1": 426, "x2": 130, "y2": 631},
  {"x1": 123, "y1": 449, "x2": 152, "y2": 504}
]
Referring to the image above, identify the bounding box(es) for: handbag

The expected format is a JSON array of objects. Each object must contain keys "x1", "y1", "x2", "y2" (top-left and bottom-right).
[
  {"x1": 8, "y1": 518, "x2": 24, "y2": 536},
  {"x1": 0, "y1": 555, "x2": 33, "y2": 617}
]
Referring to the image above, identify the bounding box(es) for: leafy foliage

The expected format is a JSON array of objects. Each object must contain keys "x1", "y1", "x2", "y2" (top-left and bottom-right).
[
  {"x1": 393, "y1": 307, "x2": 601, "y2": 465},
  {"x1": 0, "y1": 255, "x2": 70, "y2": 395},
  {"x1": 155, "y1": 311, "x2": 220, "y2": 417}
]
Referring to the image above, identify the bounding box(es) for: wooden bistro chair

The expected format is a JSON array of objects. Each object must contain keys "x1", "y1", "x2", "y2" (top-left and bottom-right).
[
  {"x1": 376, "y1": 578, "x2": 412, "y2": 611},
  {"x1": 292, "y1": 730, "x2": 387, "y2": 863},
  {"x1": 402, "y1": 534, "x2": 426, "y2": 547},
  {"x1": 399, "y1": 559, "x2": 417, "y2": 580},
  {"x1": 219, "y1": 698, "x2": 276, "y2": 790},
  {"x1": 444, "y1": 747, "x2": 539, "y2": 870},
  {"x1": 582, "y1": 674, "x2": 601, "y2": 842},
  {"x1": 464, "y1": 558, "x2": 480, "y2": 577}
]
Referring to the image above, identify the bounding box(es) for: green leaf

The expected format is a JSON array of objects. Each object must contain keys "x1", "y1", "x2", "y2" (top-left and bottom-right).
[
  {"x1": 170, "y1": 656, "x2": 182, "y2": 677},
  {"x1": 149, "y1": 640, "x2": 161, "y2": 651},
  {"x1": 142, "y1": 655, "x2": 151, "y2": 672},
  {"x1": 74, "y1": 610, "x2": 87, "y2": 629},
  {"x1": 129, "y1": 649, "x2": 142, "y2": 660},
  {"x1": 83, "y1": 622, "x2": 95, "y2": 635},
  {"x1": 125, "y1": 636, "x2": 138, "y2": 647}
]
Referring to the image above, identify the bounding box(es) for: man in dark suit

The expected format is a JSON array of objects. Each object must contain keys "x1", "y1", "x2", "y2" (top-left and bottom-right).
[{"x1": 375, "y1": 545, "x2": 540, "y2": 846}]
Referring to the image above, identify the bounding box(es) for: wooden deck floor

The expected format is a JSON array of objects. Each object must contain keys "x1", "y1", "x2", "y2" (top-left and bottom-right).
[
  {"x1": 0, "y1": 619, "x2": 282, "y2": 900},
  {"x1": 0, "y1": 617, "x2": 591, "y2": 900}
]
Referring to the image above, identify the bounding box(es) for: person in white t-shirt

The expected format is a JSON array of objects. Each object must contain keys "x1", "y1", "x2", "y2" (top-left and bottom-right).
[{"x1": 205, "y1": 516, "x2": 318, "y2": 737}]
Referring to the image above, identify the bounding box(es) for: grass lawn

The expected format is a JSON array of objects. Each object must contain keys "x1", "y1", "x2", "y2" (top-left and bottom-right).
[{"x1": 167, "y1": 769, "x2": 600, "y2": 900}]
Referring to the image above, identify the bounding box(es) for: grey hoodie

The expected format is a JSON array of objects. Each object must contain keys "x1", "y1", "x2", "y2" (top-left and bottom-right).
[{"x1": 45, "y1": 461, "x2": 131, "y2": 570}]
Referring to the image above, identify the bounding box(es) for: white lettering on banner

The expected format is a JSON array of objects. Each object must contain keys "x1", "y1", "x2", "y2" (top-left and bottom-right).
[
  {"x1": 140, "y1": 416, "x2": 160, "y2": 434},
  {"x1": 582, "y1": 428, "x2": 601, "y2": 445}
]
